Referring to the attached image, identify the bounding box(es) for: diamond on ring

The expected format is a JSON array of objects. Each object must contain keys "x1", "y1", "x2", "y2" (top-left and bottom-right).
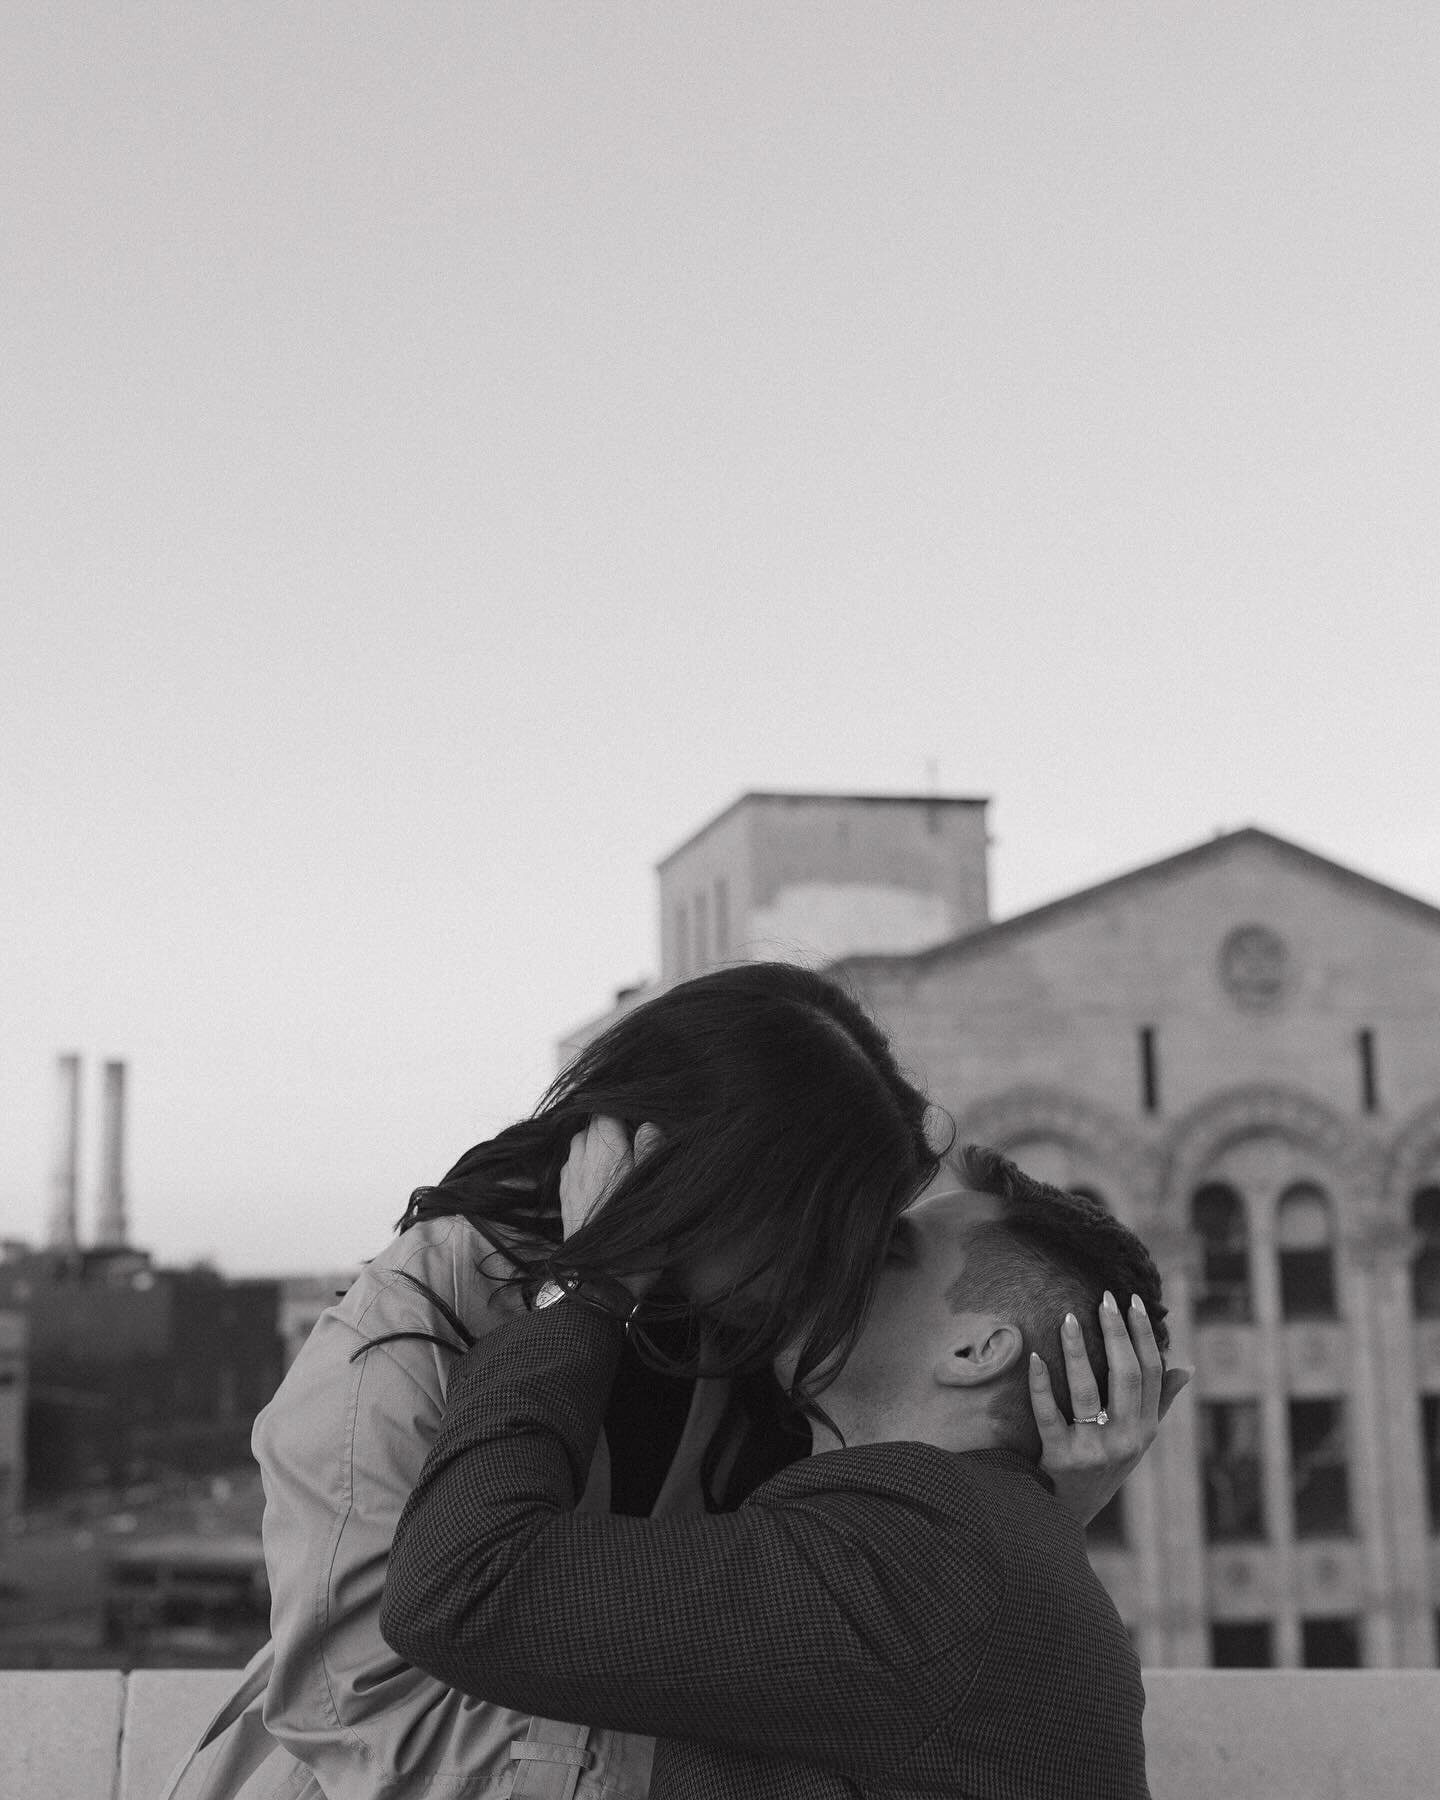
[{"x1": 1074, "y1": 1409, "x2": 1109, "y2": 1426}]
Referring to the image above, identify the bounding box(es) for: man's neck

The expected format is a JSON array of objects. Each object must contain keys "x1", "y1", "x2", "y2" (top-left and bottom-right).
[{"x1": 809, "y1": 1402, "x2": 1007, "y2": 1458}]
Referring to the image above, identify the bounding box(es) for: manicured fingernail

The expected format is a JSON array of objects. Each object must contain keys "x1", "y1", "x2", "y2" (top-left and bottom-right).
[
  {"x1": 1064, "y1": 1311, "x2": 1079, "y2": 1334},
  {"x1": 1131, "y1": 1294, "x2": 1148, "y2": 1317},
  {"x1": 1102, "y1": 1290, "x2": 1118, "y2": 1314},
  {"x1": 1030, "y1": 1352, "x2": 1044, "y2": 1372}
]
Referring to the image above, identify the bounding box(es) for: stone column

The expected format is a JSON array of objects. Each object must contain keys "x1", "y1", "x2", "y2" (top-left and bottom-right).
[
  {"x1": 1360, "y1": 1221, "x2": 1434, "y2": 1665},
  {"x1": 1342, "y1": 1227, "x2": 1398, "y2": 1665},
  {"x1": 1147, "y1": 1222, "x2": 1208, "y2": 1665},
  {"x1": 1249, "y1": 1202, "x2": 1302, "y2": 1666}
]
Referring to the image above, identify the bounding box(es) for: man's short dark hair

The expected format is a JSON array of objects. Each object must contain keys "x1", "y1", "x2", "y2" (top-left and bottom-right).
[{"x1": 945, "y1": 1144, "x2": 1169, "y2": 1459}]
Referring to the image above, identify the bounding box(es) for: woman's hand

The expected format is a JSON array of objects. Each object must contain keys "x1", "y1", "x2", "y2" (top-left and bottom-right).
[
  {"x1": 559, "y1": 1116, "x2": 662, "y2": 1237},
  {"x1": 557, "y1": 1116, "x2": 663, "y2": 1301},
  {"x1": 1030, "y1": 1292, "x2": 1192, "y2": 1527},
  {"x1": 559, "y1": 1116, "x2": 632, "y2": 1239}
]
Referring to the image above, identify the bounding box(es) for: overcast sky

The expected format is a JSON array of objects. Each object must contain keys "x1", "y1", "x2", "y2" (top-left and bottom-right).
[{"x1": 4, "y1": 3, "x2": 1437, "y2": 1274}]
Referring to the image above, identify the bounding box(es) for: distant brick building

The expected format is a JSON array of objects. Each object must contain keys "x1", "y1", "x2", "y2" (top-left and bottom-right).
[
  {"x1": 0, "y1": 1248, "x2": 283, "y2": 1496},
  {"x1": 0, "y1": 1311, "x2": 25, "y2": 1517},
  {"x1": 563, "y1": 792, "x2": 1440, "y2": 1670}
]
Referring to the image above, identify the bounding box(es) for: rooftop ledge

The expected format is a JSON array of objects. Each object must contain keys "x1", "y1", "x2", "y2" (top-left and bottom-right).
[{"x1": 4, "y1": 1668, "x2": 1440, "y2": 1800}]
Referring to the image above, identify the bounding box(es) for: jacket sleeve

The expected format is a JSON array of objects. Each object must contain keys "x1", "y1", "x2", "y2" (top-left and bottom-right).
[
  {"x1": 254, "y1": 1221, "x2": 600, "y2": 1800},
  {"x1": 380, "y1": 1304, "x2": 1003, "y2": 1787}
]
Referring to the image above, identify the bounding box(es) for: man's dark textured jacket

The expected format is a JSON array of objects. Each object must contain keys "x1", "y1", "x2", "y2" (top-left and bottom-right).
[{"x1": 381, "y1": 1304, "x2": 1150, "y2": 1800}]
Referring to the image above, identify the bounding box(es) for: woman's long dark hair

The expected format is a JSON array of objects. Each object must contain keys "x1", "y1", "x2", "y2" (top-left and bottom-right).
[{"x1": 399, "y1": 961, "x2": 946, "y2": 1402}]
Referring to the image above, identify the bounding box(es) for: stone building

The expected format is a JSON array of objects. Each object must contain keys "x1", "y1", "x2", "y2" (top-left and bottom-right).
[
  {"x1": 561, "y1": 791, "x2": 1440, "y2": 1669},
  {"x1": 558, "y1": 790, "x2": 992, "y2": 1056}
]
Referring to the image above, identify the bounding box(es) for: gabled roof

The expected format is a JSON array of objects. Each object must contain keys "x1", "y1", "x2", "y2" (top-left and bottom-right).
[
  {"x1": 834, "y1": 826, "x2": 1440, "y2": 979},
  {"x1": 657, "y1": 789, "x2": 989, "y2": 870}
]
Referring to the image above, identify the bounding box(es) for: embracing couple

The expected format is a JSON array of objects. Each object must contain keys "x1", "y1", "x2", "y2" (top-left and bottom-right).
[{"x1": 168, "y1": 962, "x2": 1188, "y2": 1800}]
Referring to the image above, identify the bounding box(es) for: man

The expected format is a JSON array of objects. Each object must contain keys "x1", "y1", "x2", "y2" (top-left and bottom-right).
[{"x1": 382, "y1": 1145, "x2": 1176, "y2": 1798}]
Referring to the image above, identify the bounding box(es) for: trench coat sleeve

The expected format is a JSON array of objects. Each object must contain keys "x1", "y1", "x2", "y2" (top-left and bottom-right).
[
  {"x1": 252, "y1": 1220, "x2": 555, "y2": 1799},
  {"x1": 381, "y1": 1305, "x2": 1004, "y2": 1789}
]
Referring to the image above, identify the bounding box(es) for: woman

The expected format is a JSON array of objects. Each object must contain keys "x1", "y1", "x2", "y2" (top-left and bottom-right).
[{"x1": 166, "y1": 963, "x2": 1163, "y2": 1800}]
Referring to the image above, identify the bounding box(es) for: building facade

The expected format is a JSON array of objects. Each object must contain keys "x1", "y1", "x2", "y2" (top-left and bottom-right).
[
  {"x1": 0, "y1": 1248, "x2": 284, "y2": 1497},
  {"x1": 0, "y1": 1311, "x2": 26, "y2": 1519},
  {"x1": 559, "y1": 790, "x2": 991, "y2": 1057},
  {"x1": 565, "y1": 792, "x2": 1440, "y2": 1669}
]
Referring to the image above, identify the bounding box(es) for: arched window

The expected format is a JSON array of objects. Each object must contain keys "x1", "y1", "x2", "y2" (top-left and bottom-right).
[
  {"x1": 1191, "y1": 1183, "x2": 1253, "y2": 1323},
  {"x1": 1411, "y1": 1187, "x2": 1440, "y2": 1318},
  {"x1": 1277, "y1": 1183, "x2": 1339, "y2": 1321},
  {"x1": 1201, "y1": 1400, "x2": 1266, "y2": 1542}
]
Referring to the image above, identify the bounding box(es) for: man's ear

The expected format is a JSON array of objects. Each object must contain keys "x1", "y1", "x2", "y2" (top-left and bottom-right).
[{"x1": 935, "y1": 1314, "x2": 1026, "y2": 1389}]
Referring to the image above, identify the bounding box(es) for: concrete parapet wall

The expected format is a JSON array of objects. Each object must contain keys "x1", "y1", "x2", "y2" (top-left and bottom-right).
[
  {"x1": 3, "y1": 1667, "x2": 1440, "y2": 1798},
  {"x1": 1143, "y1": 1669, "x2": 1440, "y2": 1797},
  {"x1": 0, "y1": 1668, "x2": 236, "y2": 1800}
]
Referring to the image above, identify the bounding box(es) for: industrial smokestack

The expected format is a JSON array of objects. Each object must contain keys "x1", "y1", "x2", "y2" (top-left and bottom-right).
[
  {"x1": 47, "y1": 1053, "x2": 82, "y2": 1253},
  {"x1": 95, "y1": 1059, "x2": 128, "y2": 1249}
]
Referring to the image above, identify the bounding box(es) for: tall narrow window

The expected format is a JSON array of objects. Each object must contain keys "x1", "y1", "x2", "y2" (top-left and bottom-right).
[
  {"x1": 1412, "y1": 1188, "x2": 1440, "y2": 1318},
  {"x1": 1289, "y1": 1398, "x2": 1352, "y2": 1537},
  {"x1": 1191, "y1": 1183, "x2": 1253, "y2": 1322},
  {"x1": 1421, "y1": 1396, "x2": 1440, "y2": 1533},
  {"x1": 693, "y1": 891, "x2": 709, "y2": 968},
  {"x1": 675, "y1": 903, "x2": 690, "y2": 979},
  {"x1": 1210, "y1": 1621, "x2": 1274, "y2": 1668},
  {"x1": 1357, "y1": 1028, "x2": 1379, "y2": 1113},
  {"x1": 1277, "y1": 1183, "x2": 1339, "y2": 1320},
  {"x1": 1138, "y1": 1027, "x2": 1159, "y2": 1115},
  {"x1": 1302, "y1": 1617, "x2": 1361, "y2": 1667},
  {"x1": 1201, "y1": 1401, "x2": 1266, "y2": 1541},
  {"x1": 713, "y1": 878, "x2": 730, "y2": 959}
]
